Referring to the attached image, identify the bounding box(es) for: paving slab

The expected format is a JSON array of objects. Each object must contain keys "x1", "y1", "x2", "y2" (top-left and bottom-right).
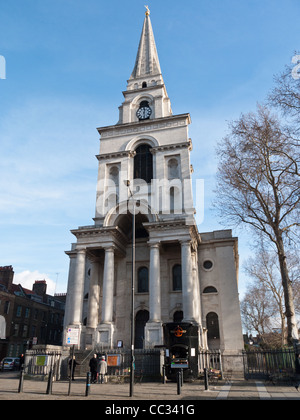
[{"x1": 0, "y1": 371, "x2": 299, "y2": 401}]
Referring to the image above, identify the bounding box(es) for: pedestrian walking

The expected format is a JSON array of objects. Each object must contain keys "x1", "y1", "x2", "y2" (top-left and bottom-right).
[
  {"x1": 19, "y1": 354, "x2": 25, "y2": 370},
  {"x1": 89, "y1": 354, "x2": 98, "y2": 384},
  {"x1": 98, "y1": 356, "x2": 107, "y2": 384}
]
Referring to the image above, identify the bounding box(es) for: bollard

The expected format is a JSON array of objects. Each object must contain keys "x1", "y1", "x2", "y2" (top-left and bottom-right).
[
  {"x1": 85, "y1": 372, "x2": 91, "y2": 397},
  {"x1": 46, "y1": 368, "x2": 54, "y2": 395},
  {"x1": 180, "y1": 368, "x2": 183, "y2": 387},
  {"x1": 204, "y1": 368, "x2": 209, "y2": 391},
  {"x1": 18, "y1": 367, "x2": 25, "y2": 393},
  {"x1": 177, "y1": 370, "x2": 181, "y2": 395}
]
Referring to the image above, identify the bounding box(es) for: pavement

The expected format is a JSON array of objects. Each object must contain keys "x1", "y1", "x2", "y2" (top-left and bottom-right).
[{"x1": 0, "y1": 371, "x2": 299, "y2": 402}]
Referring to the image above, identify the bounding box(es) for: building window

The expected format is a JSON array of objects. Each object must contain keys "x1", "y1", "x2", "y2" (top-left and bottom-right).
[
  {"x1": 203, "y1": 260, "x2": 213, "y2": 270},
  {"x1": 137, "y1": 267, "x2": 149, "y2": 293},
  {"x1": 22, "y1": 325, "x2": 28, "y2": 338},
  {"x1": 135, "y1": 310, "x2": 149, "y2": 349},
  {"x1": 31, "y1": 325, "x2": 36, "y2": 337},
  {"x1": 134, "y1": 144, "x2": 153, "y2": 183},
  {"x1": 16, "y1": 306, "x2": 22, "y2": 317},
  {"x1": 172, "y1": 264, "x2": 182, "y2": 291},
  {"x1": 206, "y1": 312, "x2": 220, "y2": 340},
  {"x1": 13, "y1": 324, "x2": 19, "y2": 337},
  {"x1": 168, "y1": 158, "x2": 179, "y2": 179},
  {"x1": 203, "y1": 286, "x2": 218, "y2": 294},
  {"x1": 4, "y1": 301, "x2": 10, "y2": 314}
]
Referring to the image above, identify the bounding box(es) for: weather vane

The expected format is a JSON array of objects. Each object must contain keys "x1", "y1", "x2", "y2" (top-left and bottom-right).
[{"x1": 145, "y1": 5, "x2": 150, "y2": 16}]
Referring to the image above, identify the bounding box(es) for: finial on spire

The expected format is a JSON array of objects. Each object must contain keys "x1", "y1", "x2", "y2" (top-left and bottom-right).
[{"x1": 144, "y1": 5, "x2": 150, "y2": 16}]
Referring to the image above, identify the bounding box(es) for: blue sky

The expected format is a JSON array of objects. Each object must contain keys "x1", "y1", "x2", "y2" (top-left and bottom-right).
[{"x1": 0, "y1": 0, "x2": 299, "y2": 295}]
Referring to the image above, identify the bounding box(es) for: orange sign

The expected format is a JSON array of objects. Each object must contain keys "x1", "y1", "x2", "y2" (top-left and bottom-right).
[
  {"x1": 107, "y1": 355, "x2": 121, "y2": 367},
  {"x1": 172, "y1": 326, "x2": 186, "y2": 337}
]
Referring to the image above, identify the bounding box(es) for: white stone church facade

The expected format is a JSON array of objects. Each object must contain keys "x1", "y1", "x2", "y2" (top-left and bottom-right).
[{"x1": 63, "y1": 10, "x2": 244, "y2": 358}]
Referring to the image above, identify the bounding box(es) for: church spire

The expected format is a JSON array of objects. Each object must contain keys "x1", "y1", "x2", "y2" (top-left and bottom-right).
[
  {"x1": 129, "y1": 7, "x2": 162, "y2": 80},
  {"x1": 120, "y1": 8, "x2": 172, "y2": 124}
]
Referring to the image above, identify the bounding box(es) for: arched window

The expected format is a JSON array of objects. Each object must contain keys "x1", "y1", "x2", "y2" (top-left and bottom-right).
[
  {"x1": 203, "y1": 286, "x2": 218, "y2": 294},
  {"x1": 172, "y1": 264, "x2": 182, "y2": 291},
  {"x1": 138, "y1": 267, "x2": 149, "y2": 293},
  {"x1": 142, "y1": 81, "x2": 147, "y2": 88},
  {"x1": 168, "y1": 158, "x2": 179, "y2": 179},
  {"x1": 206, "y1": 312, "x2": 220, "y2": 340},
  {"x1": 173, "y1": 310, "x2": 183, "y2": 323},
  {"x1": 134, "y1": 144, "x2": 153, "y2": 183}
]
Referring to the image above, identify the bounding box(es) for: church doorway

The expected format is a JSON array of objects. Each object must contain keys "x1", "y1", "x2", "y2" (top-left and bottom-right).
[{"x1": 135, "y1": 310, "x2": 149, "y2": 349}]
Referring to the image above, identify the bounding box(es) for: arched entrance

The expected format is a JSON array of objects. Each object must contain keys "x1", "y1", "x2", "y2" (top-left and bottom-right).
[{"x1": 135, "y1": 310, "x2": 149, "y2": 349}]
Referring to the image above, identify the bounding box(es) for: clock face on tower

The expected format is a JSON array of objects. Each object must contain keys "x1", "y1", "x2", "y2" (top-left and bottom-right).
[{"x1": 136, "y1": 101, "x2": 152, "y2": 120}]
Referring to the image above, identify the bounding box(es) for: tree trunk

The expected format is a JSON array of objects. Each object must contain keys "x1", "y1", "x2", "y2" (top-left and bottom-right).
[{"x1": 276, "y1": 234, "x2": 299, "y2": 345}]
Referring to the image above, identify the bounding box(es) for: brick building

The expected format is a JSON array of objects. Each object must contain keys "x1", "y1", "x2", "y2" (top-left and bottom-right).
[{"x1": 0, "y1": 266, "x2": 66, "y2": 360}]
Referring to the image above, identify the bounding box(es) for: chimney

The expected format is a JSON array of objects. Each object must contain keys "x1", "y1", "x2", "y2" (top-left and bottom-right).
[
  {"x1": 0, "y1": 266, "x2": 14, "y2": 292},
  {"x1": 33, "y1": 280, "x2": 47, "y2": 296}
]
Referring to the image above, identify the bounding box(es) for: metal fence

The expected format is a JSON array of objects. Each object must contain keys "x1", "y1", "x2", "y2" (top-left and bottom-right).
[
  {"x1": 102, "y1": 348, "x2": 163, "y2": 380},
  {"x1": 242, "y1": 348, "x2": 297, "y2": 380},
  {"x1": 24, "y1": 346, "x2": 63, "y2": 380},
  {"x1": 199, "y1": 350, "x2": 222, "y2": 372}
]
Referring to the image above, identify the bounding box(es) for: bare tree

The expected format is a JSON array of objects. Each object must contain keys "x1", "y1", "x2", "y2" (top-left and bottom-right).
[
  {"x1": 244, "y1": 248, "x2": 287, "y2": 346},
  {"x1": 215, "y1": 105, "x2": 300, "y2": 345},
  {"x1": 268, "y1": 52, "x2": 300, "y2": 129},
  {"x1": 241, "y1": 284, "x2": 275, "y2": 337}
]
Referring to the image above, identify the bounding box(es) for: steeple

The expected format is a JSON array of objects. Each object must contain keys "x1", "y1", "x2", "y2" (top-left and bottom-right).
[
  {"x1": 129, "y1": 7, "x2": 162, "y2": 81},
  {"x1": 119, "y1": 7, "x2": 172, "y2": 124}
]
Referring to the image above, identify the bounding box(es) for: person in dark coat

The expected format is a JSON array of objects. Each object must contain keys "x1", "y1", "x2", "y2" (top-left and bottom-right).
[
  {"x1": 89, "y1": 354, "x2": 98, "y2": 384},
  {"x1": 19, "y1": 354, "x2": 25, "y2": 370}
]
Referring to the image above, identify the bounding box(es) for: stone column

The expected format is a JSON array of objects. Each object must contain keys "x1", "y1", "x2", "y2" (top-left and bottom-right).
[
  {"x1": 149, "y1": 242, "x2": 161, "y2": 322},
  {"x1": 101, "y1": 246, "x2": 115, "y2": 323},
  {"x1": 86, "y1": 259, "x2": 101, "y2": 329},
  {"x1": 97, "y1": 246, "x2": 115, "y2": 348},
  {"x1": 71, "y1": 248, "x2": 86, "y2": 325},
  {"x1": 145, "y1": 242, "x2": 163, "y2": 348},
  {"x1": 181, "y1": 240, "x2": 195, "y2": 323}
]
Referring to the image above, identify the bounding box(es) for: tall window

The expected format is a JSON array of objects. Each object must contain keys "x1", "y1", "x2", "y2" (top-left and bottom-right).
[
  {"x1": 138, "y1": 267, "x2": 149, "y2": 293},
  {"x1": 206, "y1": 312, "x2": 220, "y2": 340},
  {"x1": 134, "y1": 144, "x2": 153, "y2": 183},
  {"x1": 135, "y1": 310, "x2": 149, "y2": 349},
  {"x1": 172, "y1": 264, "x2": 182, "y2": 291}
]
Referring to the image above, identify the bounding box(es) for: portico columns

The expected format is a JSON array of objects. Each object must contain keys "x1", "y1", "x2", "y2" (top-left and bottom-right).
[
  {"x1": 149, "y1": 242, "x2": 161, "y2": 323},
  {"x1": 181, "y1": 240, "x2": 195, "y2": 323},
  {"x1": 71, "y1": 248, "x2": 86, "y2": 325},
  {"x1": 86, "y1": 259, "x2": 101, "y2": 330},
  {"x1": 98, "y1": 245, "x2": 115, "y2": 348},
  {"x1": 145, "y1": 241, "x2": 163, "y2": 347},
  {"x1": 101, "y1": 246, "x2": 115, "y2": 323}
]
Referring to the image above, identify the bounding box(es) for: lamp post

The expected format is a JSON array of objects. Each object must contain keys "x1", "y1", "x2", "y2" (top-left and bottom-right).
[{"x1": 126, "y1": 180, "x2": 135, "y2": 397}]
